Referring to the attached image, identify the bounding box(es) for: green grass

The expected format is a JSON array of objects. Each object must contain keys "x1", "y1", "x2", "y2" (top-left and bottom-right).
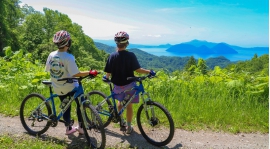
[
  {"x1": 0, "y1": 134, "x2": 66, "y2": 149},
  {"x1": 0, "y1": 134, "x2": 144, "y2": 149}
]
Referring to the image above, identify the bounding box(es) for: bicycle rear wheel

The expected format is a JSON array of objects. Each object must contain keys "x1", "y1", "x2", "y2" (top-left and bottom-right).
[
  {"x1": 87, "y1": 91, "x2": 112, "y2": 127},
  {"x1": 20, "y1": 93, "x2": 52, "y2": 135},
  {"x1": 83, "y1": 104, "x2": 106, "y2": 149},
  {"x1": 137, "y1": 101, "x2": 175, "y2": 147}
]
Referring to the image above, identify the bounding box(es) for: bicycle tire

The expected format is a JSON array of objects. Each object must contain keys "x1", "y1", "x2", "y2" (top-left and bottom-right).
[
  {"x1": 137, "y1": 101, "x2": 175, "y2": 146},
  {"x1": 87, "y1": 91, "x2": 112, "y2": 128},
  {"x1": 20, "y1": 93, "x2": 52, "y2": 136},
  {"x1": 82, "y1": 104, "x2": 106, "y2": 149}
]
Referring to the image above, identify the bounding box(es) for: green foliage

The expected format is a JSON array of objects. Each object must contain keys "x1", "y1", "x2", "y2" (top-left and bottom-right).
[
  {"x1": 1, "y1": 4, "x2": 106, "y2": 69},
  {"x1": 184, "y1": 56, "x2": 197, "y2": 71},
  {"x1": 197, "y1": 58, "x2": 207, "y2": 74},
  {"x1": 0, "y1": 0, "x2": 21, "y2": 54},
  {"x1": 0, "y1": 54, "x2": 268, "y2": 134},
  {"x1": 226, "y1": 54, "x2": 269, "y2": 76}
]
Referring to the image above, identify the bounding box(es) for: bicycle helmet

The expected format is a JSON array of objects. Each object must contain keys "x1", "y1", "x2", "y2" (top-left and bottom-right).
[
  {"x1": 53, "y1": 30, "x2": 71, "y2": 48},
  {"x1": 114, "y1": 31, "x2": 129, "y2": 44}
]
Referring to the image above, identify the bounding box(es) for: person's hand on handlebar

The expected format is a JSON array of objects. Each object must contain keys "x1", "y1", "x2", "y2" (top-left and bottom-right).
[
  {"x1": 149, "y1": 70, "x2": 156, "y2": 77},
  {"x1": 89, "y1": 70, "x2": 98, "y2": 77},
  {"x1": 102, "y1": 75, "x2": 109, "y2": 81}
]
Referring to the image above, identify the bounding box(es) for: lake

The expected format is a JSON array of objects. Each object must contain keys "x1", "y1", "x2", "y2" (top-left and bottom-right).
[{"x1": 139, "y1": 48, "x2": 269, "y2": 61}]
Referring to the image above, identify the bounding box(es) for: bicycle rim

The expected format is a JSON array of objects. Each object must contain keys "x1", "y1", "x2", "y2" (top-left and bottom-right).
[
  {"x1": 83, "y1": 104, "x2": 106, "y2": 149},
  {"x1": 88, "y1": 91, "x2": 112, "y2": 127},
  {"x1": 137, "y1": 101, "x2": 175, "y2": 146},
  {"x1": 20, "y1": 93, "x2": 52, "y2": 136}
]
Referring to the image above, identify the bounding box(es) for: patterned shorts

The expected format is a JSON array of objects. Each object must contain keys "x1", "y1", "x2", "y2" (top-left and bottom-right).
[{"x1": 113, "y1": 82, "x2": 139, "y2": 103}]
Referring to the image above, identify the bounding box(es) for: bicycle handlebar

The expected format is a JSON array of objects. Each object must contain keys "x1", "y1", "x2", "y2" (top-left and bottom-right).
[
  {"x1": 57, "y1": 73, "x2": 99, "y2": 82},
  {"x1": 102, "y1": 74, "x2": 155, "y2": 84}
]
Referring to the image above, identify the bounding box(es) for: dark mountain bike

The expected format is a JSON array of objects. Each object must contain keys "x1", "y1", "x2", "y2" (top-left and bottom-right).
[
  {"x1": 20, "y1": 74, "x2": 106, "y2": 149},
  {"x1": 88, "y1": 74, "x2": 174, "y2": 147}
]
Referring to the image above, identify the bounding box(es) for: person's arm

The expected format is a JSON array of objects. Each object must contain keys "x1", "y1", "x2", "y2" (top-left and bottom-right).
[
  {"x1": 135, "y1": 68, "x2": 151, "y2": 74},
  {"x1": 72, "y1": 71, "x2": 89, "y2": 77}
]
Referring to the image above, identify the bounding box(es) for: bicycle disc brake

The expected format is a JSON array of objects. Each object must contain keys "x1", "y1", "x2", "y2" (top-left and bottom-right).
[{"x1": 48, "y1": 114, "x2": 58, "y2": 127}]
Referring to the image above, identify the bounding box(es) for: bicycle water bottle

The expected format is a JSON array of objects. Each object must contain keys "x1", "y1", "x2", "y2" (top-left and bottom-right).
[
  {"x1": 60, "y1": 97, "x2": 69, "y2": 109},
  {"x1": 121, "y1": 94, "x2": 130, "y2": 106}
]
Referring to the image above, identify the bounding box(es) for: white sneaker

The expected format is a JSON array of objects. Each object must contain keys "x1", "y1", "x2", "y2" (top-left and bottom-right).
[
  {"x1": 76, "y1": 126, "x2": 84, "y2": 135},
  {"x1": 126, "y1": 126, "x2": 133, "y2": 134},
  {"x1": 65, "y1": 126, "x2": 77, "y2": 135}
]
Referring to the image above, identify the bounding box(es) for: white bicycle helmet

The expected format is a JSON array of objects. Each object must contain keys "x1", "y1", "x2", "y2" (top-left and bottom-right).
[
  {"x1": 53, "y1": 30, "x2": 71, "y2": 48},
  {"x1": 114, "y1": 31, "x2": 129, "y2": 44}
]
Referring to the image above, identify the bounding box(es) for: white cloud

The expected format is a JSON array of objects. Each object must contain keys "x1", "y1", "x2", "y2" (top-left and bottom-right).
[{"x1": 68, "y1": 14, "x2": 138, "y2": 39}]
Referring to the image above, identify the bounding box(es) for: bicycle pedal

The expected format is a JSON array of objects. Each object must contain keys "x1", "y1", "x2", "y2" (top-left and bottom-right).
[{"x1": 120, "y1": 126, "x2": 127, "y2": 131}]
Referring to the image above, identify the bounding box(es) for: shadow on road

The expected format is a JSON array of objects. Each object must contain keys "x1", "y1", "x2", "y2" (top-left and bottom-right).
[{"x1": 104, "y1": 128, "x2": 182, "y2": 149}]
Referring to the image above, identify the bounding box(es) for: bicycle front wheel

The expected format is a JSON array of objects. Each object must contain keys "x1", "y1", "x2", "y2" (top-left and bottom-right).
[
  {"x1": 83, "y1": 104, "x2": 106, "y2": 149},
  {"x1": 137, "y1": 101, "x2": 175, "y2": 147},
  {"x1": 87, "y1": 91, "x2": 112, "y2": 127},
  {"x1": 20, "y1": 93, "x2": 52, "y2": 136}
]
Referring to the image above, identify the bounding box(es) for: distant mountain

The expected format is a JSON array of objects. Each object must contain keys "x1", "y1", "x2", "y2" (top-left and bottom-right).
[
  {"x1": 166, "y1": 42, "x2": 238, "y2": 54},
  {"x1": 94, "y1": 42, "x2": 116, "y2": 53},
  {"x1": 212, "y1": 43, "x2": 238, "y2": 54},
  {"x1": 183, "y1": 39, "x2": 217, "y2": 48},
  {"x1": 94, "y1": 42, "x2": 234, "y2": 71}
]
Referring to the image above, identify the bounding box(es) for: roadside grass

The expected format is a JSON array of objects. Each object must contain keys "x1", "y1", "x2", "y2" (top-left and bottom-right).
[
  {"x1": 0, "y1": 134, "x2": 141, "y2": 149},
  {"x1": 0, "y1": 134, "x2": 66, "y2": 149}
]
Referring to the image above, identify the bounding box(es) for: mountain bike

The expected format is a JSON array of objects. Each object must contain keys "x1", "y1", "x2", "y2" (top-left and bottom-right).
[
  {"x1": 20, "y1": 74, "x2": 106, "y2": 149},
  {"x1": 88, "y1": 74, "x2": 175, "y2": 147}
]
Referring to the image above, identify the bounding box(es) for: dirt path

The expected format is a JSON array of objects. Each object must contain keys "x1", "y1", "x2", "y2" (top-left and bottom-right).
[{"x1": 0, "y1": 115, "x2": 268, "y2": 149}]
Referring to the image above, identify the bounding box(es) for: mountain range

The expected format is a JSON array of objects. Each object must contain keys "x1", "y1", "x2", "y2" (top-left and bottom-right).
[
  {"x1": 94, "y1": 39, "x2": 269, "y2": 55},
  {"x1": 94, "y1": 41, "x2": 234, "y2": 72},
  {"x1": 167, "y1": 43, "x2": 238, "y2": 54}
]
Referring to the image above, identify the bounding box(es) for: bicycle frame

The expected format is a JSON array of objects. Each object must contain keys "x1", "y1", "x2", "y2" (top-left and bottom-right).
[
  {"x1": 98, "y1": 80, "x2": 152, "y2": 119},
  {"x1": 36, "y1": 79, "x2": 91, "y2": 128}
]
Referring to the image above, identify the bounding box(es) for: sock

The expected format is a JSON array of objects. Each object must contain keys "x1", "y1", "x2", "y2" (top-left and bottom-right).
[{"x1": 127, "y1": 122, "x2": 131, "y2": 127}]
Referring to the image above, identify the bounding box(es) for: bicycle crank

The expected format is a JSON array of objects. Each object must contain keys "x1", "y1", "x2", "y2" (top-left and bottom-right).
[{"x1": 48, "y1": 114, "x2": 58, "y2": 127}]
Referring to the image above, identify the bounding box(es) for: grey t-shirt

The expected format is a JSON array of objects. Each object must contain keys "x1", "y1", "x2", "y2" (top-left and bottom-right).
[{"x1": 45, "y1": 51, "x2": 80, "y2": 95}]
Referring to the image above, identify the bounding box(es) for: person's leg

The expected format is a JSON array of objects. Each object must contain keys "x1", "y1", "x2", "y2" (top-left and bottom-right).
[
  {"x1": 117, "y1": 101, "x2": 126, "y2": 126},
  {"x1": 75, "y1": 97, "x2": 84, "y2": 134},
  {"x1": 59, "y1": 95, "x2": 76, "y2": 135},
  {"x1": 126, "y1": 103, "x2": 133, "y2": 134}
]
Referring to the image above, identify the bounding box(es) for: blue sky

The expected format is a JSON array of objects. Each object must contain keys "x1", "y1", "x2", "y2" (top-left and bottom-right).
[{"x1": 20, "y1": 0, "x2": 269, "y2": 47}]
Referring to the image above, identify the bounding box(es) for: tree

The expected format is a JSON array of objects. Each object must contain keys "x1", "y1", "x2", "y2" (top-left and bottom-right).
[
  {"x1": 0, "y1": 0, "x2": 21, "y2": 54},
  {"x1": 184, "y1": 56, "x2": 196, "y2": 71},
  {"x1": 197, "y1": 58, "x2": 208, "y2": 75}
]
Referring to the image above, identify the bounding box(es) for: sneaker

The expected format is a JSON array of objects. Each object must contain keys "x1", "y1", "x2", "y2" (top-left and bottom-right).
[
  {"x1": 126, "y1": 126, "x2": 133, "y2": 134},
  {"x1": 65, "y1": 126, "x2": 77, "y2": 135},
  {"x1": 76, "y1": 126, "x2": 84, "y2": 135}
]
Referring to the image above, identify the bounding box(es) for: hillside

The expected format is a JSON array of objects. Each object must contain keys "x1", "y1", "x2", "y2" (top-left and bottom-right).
[{"x1": 94, "y1": 42, "x2": 234, "y2": 71}]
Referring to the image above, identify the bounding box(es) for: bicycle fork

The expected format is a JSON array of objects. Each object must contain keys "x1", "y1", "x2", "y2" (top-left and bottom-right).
[
  {"x1": 78, "y1": 94, "x2": 96, "y2": 130},
  {"x1": 142, "y1": 93, "x2": 157, "y2": 126}
]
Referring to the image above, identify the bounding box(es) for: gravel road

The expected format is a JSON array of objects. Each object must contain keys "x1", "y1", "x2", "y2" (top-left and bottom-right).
[{"x1": 0, "y1": 115, "x2": 268, "y2": 149}]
